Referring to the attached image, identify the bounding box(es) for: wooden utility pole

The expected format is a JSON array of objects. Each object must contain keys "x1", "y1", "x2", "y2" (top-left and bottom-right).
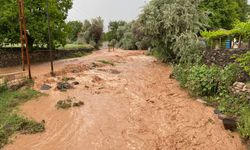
[
  {"x1": 17, "y1": 0, "x2": 25, "y2": 71},
  {"x1": 46, "y1": 0, "x2": 54, "y2": 76},
  {"x1": 17, "y1": 0, "x2": 32, "y2": 79}
]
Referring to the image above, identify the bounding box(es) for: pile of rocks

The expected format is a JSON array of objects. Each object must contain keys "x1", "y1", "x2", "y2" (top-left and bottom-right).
[{"x1": 232, "y1": 82, "x2": 250, "y2": 94}]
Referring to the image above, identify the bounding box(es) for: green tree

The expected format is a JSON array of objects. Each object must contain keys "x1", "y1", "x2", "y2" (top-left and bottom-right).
[
  {"x1": 106, "y1": 21, "x2": 126, "y2": 41},
  {"x1": 138, "y1": 0, "x2": 206, "y2": 63},
  {"x1": 67, "y1": 21, "x2": 83, "y2": 42},
  {"x1": 90, "y1": 17, "x2": 104, "y2": 48},
  {"x1": 200, "y1": 0, "x2": 248, "y2": 29},
  {"x1": 78, "y1": 17, "x2": 104, "y2": 49},
  {"x1": 0, "y1": 0, "x2": 73, "y2": 48}
]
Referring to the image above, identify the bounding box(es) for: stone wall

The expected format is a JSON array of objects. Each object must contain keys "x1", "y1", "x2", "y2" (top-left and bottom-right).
[
  {"x1": 203, "y1": 48, "x2": 250, "y2": 82},
  {"x1": 0, "y1": 48, "x2": 93, "y2": 68},
  {"x1": 203, "y1": 48, "x2": 249, "y2": 67}
]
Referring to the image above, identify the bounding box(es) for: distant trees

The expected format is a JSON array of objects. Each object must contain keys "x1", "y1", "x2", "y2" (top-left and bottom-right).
[
  {"x1": 67, "y1": 21, "x2": 83, "y2": 42},
  {"x1": 104, "y1": 20, "x2": 150, "y2": 50},
  {"x1": 0, "y1": 0, "x2": 73, "y2": 49},
  {"x1": 77, "y1": 17, "x2": 104, "y2": 49}
]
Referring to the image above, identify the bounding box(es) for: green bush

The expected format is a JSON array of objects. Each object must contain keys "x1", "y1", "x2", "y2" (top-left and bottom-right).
[
  {"x1": 238, "y1": 107, "x2": 250, "y2": 138},
  {"x1": 174, "y1": 63, "x2": 241, "y2": 97},
  {"x1": 216, "y1": 94, "x2": 248, "y2": 116},
  {"x1": 173, "y1": 65, "x2": 190, "y2": 87},
  {"x1": 236, "y1": 51, "x2": 250, "y2": 76},
  {"x1": 218, "y1": 63, "x2": 242, "y2": 94},
  {"x1": 186, "y1": 65, "x2": 219, "y2": 96}
]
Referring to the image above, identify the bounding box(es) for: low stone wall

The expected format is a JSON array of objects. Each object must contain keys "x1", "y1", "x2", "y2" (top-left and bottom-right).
[
  {"x1": 203, "y1": 48, "x2": 249, "y2": 67},
  {"x1": 0, "y1": 48, "x2": 93, "y2": 68},
  {"x1": 203, "y1": 48, "x2": 250, "y2": 82}
]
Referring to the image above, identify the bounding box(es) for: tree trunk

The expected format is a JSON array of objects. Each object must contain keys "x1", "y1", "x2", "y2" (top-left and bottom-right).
[{"x1": 239, "y1": 36, "x2": 242, "y2": 48}]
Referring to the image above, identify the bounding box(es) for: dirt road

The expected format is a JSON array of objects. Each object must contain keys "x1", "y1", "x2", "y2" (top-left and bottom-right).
[{"x1": 4, "y1": 49, "x2": 246, "y2": 150}]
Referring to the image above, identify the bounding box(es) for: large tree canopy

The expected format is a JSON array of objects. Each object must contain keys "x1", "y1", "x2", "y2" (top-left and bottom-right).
[
  {"x1": 138, "y1": 0, "x2": 206, "y2": 63},
  {"x1": 0, "y1": 0, "x2": 73, "y2": 48},
  {"x1": 200, "y1": 0, "x2": 248, "y2": 29}
]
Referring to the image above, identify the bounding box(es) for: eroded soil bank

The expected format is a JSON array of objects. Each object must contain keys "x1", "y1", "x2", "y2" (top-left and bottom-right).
[{"x1": 4, "y1": 49, "x2": 246, "y2": 150}]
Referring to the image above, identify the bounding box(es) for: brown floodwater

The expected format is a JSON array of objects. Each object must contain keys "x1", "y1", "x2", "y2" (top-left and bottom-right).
[{"x1": 3, "y1": 49, "x2": 246, "y2": 150}]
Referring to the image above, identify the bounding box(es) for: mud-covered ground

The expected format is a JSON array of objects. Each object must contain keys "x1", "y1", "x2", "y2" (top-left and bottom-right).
[{"x1": 3, "y1": 49, "x2": 246, "y2": 150}]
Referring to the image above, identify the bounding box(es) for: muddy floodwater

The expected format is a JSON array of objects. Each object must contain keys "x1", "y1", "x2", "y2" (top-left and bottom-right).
[{"x1": 3, "y1": 49, "x2": 246, "y2": 150}]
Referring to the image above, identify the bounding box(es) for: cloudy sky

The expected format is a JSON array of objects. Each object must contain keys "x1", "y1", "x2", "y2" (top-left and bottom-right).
[
  {"x1": 67, "y1": 0, "x2": 149, "y2": 30},
  {"x1": 67, "y1": 0, "x2": 250, "y2": 30}
]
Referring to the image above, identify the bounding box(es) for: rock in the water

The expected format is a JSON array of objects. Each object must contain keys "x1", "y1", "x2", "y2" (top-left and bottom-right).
[
  {"x1": 196, "y1": 99, "x2": 207, "y2": 104},
  {"x1": 57, "y1": 82, "x2": 73, "y2": 91},
  {"x1": 214, "y1": 109, "x2": 221, "y2": 115},
  {"x1": 72, "y1": 81, "x2": 80, "y2": 85},
  {"x1": 222, "y1": 118, "x2": 237, "y2": 131},
  {"x1": 40, "y1": 84, "x2": 52, "y2": 90}
]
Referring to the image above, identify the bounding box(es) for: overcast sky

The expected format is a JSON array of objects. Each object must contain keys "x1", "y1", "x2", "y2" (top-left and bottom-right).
[
  {"x1": 67, "y1": 0, "x2": 250, "y2": 30},
  {"x1": 67, "y1": 0, "x2": 149, "y2": 30}
]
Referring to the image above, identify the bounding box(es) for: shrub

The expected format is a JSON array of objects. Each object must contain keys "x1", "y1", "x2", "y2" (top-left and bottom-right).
[
  {"x1": 173, "y1": 65, "x2": 190, "y2": 87},
  {"x1": 218, "y1": 63, "x2": 242, "y2": 94},
  {"x1": 186, "y1": 65, "x2": 220, "y2": 96},
  {"x1": 238, "y1": 107, "x2": 250, "y2": 138},
  {"x1": 236, "y1": 51, "x2": 250, "y2": 76},
  {"x1": 174, "y1": 63, "x2": 241, "y2": 97},
  {"x1": 216, "y1": 94, "x2": 248, "y2": 116}
]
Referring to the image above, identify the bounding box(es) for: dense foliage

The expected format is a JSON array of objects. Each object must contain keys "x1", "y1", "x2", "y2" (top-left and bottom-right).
[
  {"x1": 201, "y1": 21, "x2": 250, "y2": 40},
  {"x1": 200, "y1": 0, "x2": 248, "y2": 29},
  {"x1": 236, "y1": 52, "x2": 250, "y2": 76},
  {"x1": 78, "y1": 17, "x2": 104, "y2": 49},
  {"x1": 137, "y1": 0, "x2": 206, "y2": 63},
  {"x1": 105, "y1": 21, "x2": 148, "y2": 50},
  {"x1": 67, "y1": 21, "x2": 83, "y2": 42},
  {"x1": 0, "y1": 0, "x2": 73, "y2": 48}
]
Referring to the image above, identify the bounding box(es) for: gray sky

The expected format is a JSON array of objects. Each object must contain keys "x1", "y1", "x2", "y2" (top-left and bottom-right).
[
  {"x1": 67, "y1": 0, "x2": 250, "y2": 30},
  {"x1": 67, "y1": 0, "x2": 149, "y2": 30}
]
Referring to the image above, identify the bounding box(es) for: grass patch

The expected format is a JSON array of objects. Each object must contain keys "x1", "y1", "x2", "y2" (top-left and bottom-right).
[
  {"x1": 98, "y1": 60, "x2": 115, "y2": 66},
  {"x1": 58, "y1": 44, "x2": 94, "y2": 51},
  {"x1": 0, "y1": 88, "x2": 44, "y2": 148}
]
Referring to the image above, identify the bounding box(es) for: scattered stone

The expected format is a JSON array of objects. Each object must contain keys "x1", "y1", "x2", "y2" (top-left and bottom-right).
[
  {"x1": 232, "y1": 81, "x2": 250, "y2": 94},
  {"x1": 57, "y1": 82, "x2": 73, "y2": 91},
  {"x1": 222, "y1": 118, "x2": 237, "y2": 131},
  {"x1": 85, "y1": 85, "x2": 90, "y2": 89},
  {"x1": 169, "y1": 73, "x2": 175, "y2": 79},
  {"x1": 72, "y1": 81, "x2": 80, "y2": 85},
  {"x1": 196, "y1": 99, "x2": 207, "y2": 104},
  {"x1": 214, "y1": 109, "x2": 221, "y2": 115},
  {"x1": 73, "y1": 101, "x2": 84, "y2": 107},
  {"x1": 40, "y1": 84, "x2": 52, "y2": 91},
  {"x1": 218, "y1": 113, "x2": 227, "y2": 120}
]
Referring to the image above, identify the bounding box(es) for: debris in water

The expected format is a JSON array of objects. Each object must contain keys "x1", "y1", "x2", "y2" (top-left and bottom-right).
[
  {"x1": 57, "y1": 82, "x2": 73, "y2": 91},
  {"x1": 56, "y1": 97, "x2": 84, "y2": 109},
  {"x1": 72, "y1": 81, "x2": 80, "y2": 85},
  {"x1": 73, "y1": 101, "x2": 84, "y2": 107},
  {"x1": 222, "y1": 118, "x2": 237, "y2": 131},
  {"x1": 40, "y1": 84, "x2": 52, "y2": 91}
]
